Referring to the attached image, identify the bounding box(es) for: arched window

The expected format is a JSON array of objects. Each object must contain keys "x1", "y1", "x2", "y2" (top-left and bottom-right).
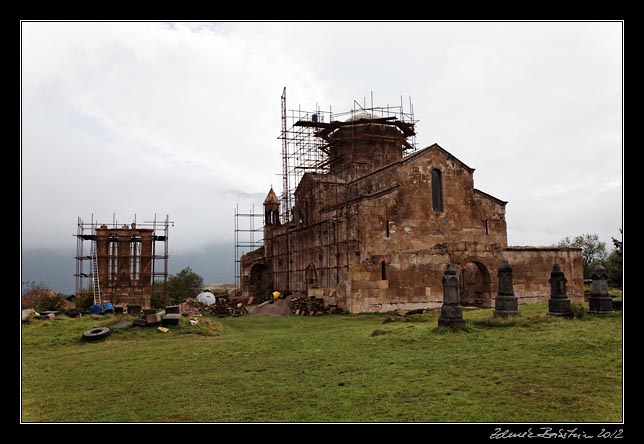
[
  {"x1": 108, "y1": 235, "x2": 118, "y2": 281},
  {"x1": 431, "y1": 169, "x2": 444, "y2": 212}
]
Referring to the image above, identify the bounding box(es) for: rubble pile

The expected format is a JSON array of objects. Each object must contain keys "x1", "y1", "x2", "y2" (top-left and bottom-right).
[
  {"x1": 181, "y1": 297, "x2": 248, "y2": 318},
  {"x1": 288, "y1": 296, "x2": 343, "y2": 316}
]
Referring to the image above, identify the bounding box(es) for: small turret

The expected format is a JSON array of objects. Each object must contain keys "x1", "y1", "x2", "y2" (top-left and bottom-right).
[{"x1": 263, "y1": 187, "x2": 281, "y2": 226}]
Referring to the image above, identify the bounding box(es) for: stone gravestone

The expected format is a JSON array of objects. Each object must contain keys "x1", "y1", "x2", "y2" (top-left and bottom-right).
[
  {"x1": 438, "y1": 264, "x2": 466, "y2": 328},
  {"x1": 588, "y1": 264, "x2": 613, "y2": 314},
  {"x1": 548, "y1": 264, "x2": 572, "y2": 317},
  {"x1": 494, "y1": 260, "x2": 519, "y2": 318}
]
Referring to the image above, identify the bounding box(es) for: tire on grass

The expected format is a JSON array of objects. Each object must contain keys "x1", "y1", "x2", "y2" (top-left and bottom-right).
[{"x1": 82, "y1": 326, "x2": 111, "y2": 341}]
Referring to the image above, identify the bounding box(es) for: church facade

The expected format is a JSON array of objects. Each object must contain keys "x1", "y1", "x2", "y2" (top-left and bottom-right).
[{"x1": 241, "y1": 114, "x2": 583, "y2": 313}]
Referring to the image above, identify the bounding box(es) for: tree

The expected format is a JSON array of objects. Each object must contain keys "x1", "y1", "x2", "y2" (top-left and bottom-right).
[
  {"x1": 167, "y1": 267, "x2": 204, "y2": 304},
  {"x1": 558, "y1": 233, "x2": 607, "y2": 278},
  {"x1": 605, "y1": 228, "x2": 623, "y2": 288}
]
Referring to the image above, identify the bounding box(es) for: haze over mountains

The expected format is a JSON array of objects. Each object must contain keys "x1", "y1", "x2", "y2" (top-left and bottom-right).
[{"x1": 21, "y1": 241, "x2": 236, "y2": 295}]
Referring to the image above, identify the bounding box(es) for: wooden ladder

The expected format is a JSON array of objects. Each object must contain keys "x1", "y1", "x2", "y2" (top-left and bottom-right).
[{"x1": 91, "y1": 242, "x2": 102, "y2": 306}]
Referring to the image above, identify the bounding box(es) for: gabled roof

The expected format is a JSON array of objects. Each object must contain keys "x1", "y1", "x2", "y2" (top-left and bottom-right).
[
  {"x1": 474, "y1": 188, "x2": 508, "y2": 206},
  {"x1": 263, "y1": 187, "x2": 281, "y2": 205},
  {"x1": 403, "y1": 143, "x2": 475, "y2": 173}
]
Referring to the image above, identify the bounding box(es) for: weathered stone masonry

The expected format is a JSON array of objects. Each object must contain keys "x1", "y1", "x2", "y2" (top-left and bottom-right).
[
  {"x1": 241, "y1": 115, "x2": 583, "y2": 313},
  {"x1": 95, "y1": 224, "x2": 154, "y2": 308}
]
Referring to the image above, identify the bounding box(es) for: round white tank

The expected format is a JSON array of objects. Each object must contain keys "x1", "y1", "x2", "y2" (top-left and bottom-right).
[{"x1": 196, "y1": 291, "x2": 216, "y2": 305}]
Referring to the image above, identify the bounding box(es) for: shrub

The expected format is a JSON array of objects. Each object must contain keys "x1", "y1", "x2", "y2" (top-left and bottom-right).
[
  {"x1": 570, "y1": 302, "x2": 586, "y2": 319},
  {"x1": 151, "y1": 293, "x2": 170, "y2": 309},
  {"x1": 168, "y1": 267, "x2": 204, "y2": 304},
  {"x1": 75, "y1": 293, "x2": 94, "y2": 313},
  {"x1": 35, "y1": 293, "x2": 67, "y2": 313}
]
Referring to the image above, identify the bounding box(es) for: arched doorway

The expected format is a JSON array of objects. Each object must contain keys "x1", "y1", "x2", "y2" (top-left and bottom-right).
[
  {"x1": 249, "y1": 263, "x2": 272, "y2": 300},
  {"x1": 459, "y1": 261, "x2": 492, "y2": 307}
]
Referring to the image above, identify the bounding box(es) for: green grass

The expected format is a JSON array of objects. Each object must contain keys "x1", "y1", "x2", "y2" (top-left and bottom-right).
[{"x1": 21, "y1": 303, "x2": 623, "y2": 423}]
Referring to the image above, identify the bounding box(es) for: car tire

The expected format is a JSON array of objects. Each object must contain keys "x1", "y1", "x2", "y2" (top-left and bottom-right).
[{"x1": 82, "y1": 326, "x2": 111, "y2": 341}]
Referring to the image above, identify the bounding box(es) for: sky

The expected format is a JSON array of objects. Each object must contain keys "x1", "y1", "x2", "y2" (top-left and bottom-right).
[{"x1": 21, "y1": 21, "x2": 623, "y2": 293}]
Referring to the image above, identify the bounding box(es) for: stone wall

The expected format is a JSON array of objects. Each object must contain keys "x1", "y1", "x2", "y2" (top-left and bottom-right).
[
  {"x1": 95, "y1": 225, "x2": 154, "y2": 307},
  {"x1": 241, "y1": 141, "x2": 581, "y2": 314},
  {"x1": 503, "y1": 247, "x2": 584, "y2": 303}
]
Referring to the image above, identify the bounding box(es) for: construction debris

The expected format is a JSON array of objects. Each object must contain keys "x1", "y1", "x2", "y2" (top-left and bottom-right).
[
  {"x1": 251, "y1": 295, "x2": 292, "y2": 316},
  {"x1": 180, "y1": 297, "x2": 248, "y2": 318},
  {"x1": 157, "y1": 326, "x2": 170, "y2": 333},
  {"x1": 288, "y1": 296, "x2": 343, "y2": 316},
  {"x1": 179, "y1": 301, "x2": 201, "y2": 317},
  {"x1": 22, "y1": 309, "x2": 39, "y2": 322},
  {"x1": 144, "y1": 309, "x2": 161, "y2": 326}
]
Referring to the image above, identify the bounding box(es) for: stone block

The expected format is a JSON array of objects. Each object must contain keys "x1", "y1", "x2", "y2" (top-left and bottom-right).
[
  {"x1": 493, "y1": 309, "x2": 519, "y2": 319},
  {"x1": 162, "y1": 313, "x2": 181, "y2": 326},
  {"x1": 165, "y1": 305, "x2": 181, "y2": 315},
  {"x1": 145, "y1": 313, "x2": 161, "y2": 326},
  {"x1": 548, "y1": 298, "x2": 572, "y2": 317},
  {"x1": 127, "y1": 304, "x2": 142, "y2": 316},
  {"x1": 495, "y1": 296, "x2": 518, "y2": 311},
  {"x1": 589, "y1": 298, "x2": 613, "y2": 314}
]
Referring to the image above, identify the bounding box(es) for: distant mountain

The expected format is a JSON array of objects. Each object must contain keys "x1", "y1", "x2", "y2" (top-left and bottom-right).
[
  {"x1": 21, "y1": 242, "x2": 236, "y2": 295},
  {"x1": 170, "y1": 243, "x2": 236, "y2": 285},
  {"x1": 21, "y1": 247, "x2": 77, "y2": 294}
]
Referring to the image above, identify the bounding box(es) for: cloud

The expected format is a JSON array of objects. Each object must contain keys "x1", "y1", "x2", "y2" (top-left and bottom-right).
[{"x1": 21, "y1": 21, "x2": 622, "y2": 291}]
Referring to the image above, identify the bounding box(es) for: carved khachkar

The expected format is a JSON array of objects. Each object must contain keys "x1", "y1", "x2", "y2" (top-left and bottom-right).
[
  {"x1": 494, "y1": 260, "x2": 519, "y2": 318},
  {"x1": 438, "y1": 264, "x2": 466, "y2": 328},
  {"x1": 588, "y1": 264, "x2": 613, "y2": 314},
  {"x1": 548, "y1": 264, "x2": 572, "y2": 317}
]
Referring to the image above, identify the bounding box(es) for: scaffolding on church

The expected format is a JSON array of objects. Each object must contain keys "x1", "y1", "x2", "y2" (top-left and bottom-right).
[
  {"x1": 278, "y1": 88, "x2": 418, "y2": 224},
  {"x1": 234, "y1": 89, "x2": 418, "y2": 293},
  {"x1": 233, "y1": 204, "x2": 264, "y2": 290}
]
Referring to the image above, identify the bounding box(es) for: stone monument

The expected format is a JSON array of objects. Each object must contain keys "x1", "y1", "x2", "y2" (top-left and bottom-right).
[
  {"x1": 548, "y1": 264, "x2": 572, "y2": 317},
  {"x1": 588, "y1": 264, "x2": 613, "y2": 314},
  {"x1": 438, "y1": 264, "x2": 466, "y2": 328},
  {"x1": 494, "y1": 260, "x2": 519, "y2": 318}
]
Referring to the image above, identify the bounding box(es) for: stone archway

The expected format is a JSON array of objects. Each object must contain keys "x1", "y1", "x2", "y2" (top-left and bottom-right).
[
  {"x1": 249, "y1": 263, "x2": 272, "y2": 300},
  {"x1": 459, "y1": 260, "x2": 492, "y2": 307}
]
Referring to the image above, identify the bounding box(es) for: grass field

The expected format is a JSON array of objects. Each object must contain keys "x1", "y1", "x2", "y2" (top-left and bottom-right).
[{"x1": 21, "y1": 303, "x2": 623, "y2": 423}]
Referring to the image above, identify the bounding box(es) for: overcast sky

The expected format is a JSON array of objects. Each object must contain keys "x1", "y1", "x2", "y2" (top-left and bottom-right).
[{"x1": 21, "y1": 21, "x2": 622, "y2": 288}]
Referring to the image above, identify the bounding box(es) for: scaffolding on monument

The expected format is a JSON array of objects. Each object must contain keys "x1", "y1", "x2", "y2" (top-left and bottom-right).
[{"x1": 74, "y1": 214, "x2": 172, "y2": 305}]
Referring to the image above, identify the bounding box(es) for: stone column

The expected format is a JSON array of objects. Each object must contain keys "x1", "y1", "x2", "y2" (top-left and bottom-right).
[
  {"x1": 588, "y1": 264, "x2": 613, "y2": 314},
  {"x1": 494, "y1": 260, "x2": 519, "y2": 318},
  {"x1": 548, "y1": 264, "x2": 572, "y2": 317},
  {"x1": 438, "y1": 264, "x2": 465, "y2": 328}
]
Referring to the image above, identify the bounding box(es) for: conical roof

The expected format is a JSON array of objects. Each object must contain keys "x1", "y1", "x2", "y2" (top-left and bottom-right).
[{"x1": 263, "y1": 187, "x2": 281, "y2": 205}]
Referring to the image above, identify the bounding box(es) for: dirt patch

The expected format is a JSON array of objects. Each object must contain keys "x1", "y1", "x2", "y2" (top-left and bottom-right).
[{"x1": 249, "y1": 295, "x2": 294, "y2": 316}]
